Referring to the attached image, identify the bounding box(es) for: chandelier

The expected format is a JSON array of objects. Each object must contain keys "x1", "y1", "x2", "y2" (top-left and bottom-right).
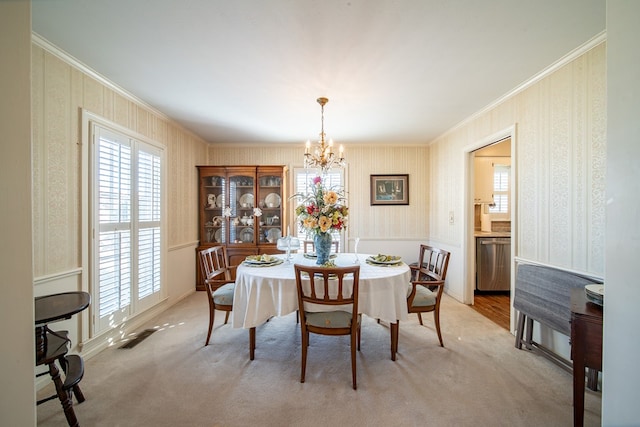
[{"x1": 303, "y1": 97, "x2": 345, "y2": 172}]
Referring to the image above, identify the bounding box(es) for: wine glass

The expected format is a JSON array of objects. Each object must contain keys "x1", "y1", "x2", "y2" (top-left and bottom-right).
[
  {"x1": 353, "y1": 237, "x2": 360, "y2": 264},
  {"x1": 277, "y1": 235, "x2": 300, "y2": 264}
]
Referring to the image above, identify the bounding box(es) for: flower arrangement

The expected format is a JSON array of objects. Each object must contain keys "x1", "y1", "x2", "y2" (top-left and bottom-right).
[{"x1": 294, "y1": 176, "x2": 348, "y2": 236}]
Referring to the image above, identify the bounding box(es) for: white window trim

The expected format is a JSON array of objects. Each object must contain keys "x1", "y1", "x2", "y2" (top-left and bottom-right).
[{"x1": 81, "y1": 110, "x2": 166, "y2": 337}]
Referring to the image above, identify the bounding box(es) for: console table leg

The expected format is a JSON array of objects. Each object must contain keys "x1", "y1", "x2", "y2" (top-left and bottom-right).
[{"x1": 573, "y1": 361, "x2": 585, "y2": 427}]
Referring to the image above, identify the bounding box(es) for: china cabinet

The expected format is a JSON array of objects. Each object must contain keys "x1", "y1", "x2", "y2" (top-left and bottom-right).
[{"x1": 196, "y1": 165, "x2": 287, "y2": 290}]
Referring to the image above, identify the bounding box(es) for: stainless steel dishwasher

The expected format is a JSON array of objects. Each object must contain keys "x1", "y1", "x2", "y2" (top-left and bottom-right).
[{"x1": 476, "y1": 237, "x2": 511, "y2": 291}]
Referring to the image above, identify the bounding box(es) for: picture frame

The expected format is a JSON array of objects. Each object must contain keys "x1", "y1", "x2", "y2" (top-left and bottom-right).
[{"x1": 370, "y1": 174, "x2": 409, "y2": 205}]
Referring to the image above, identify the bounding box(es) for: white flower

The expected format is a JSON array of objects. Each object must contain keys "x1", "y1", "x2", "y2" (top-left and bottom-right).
[
  {"x1": 222, "y1": 207, "x2": 233, "y2": 217},
  {"x1": 253, "y1": 207, "x2": 263, "y2": 217}
]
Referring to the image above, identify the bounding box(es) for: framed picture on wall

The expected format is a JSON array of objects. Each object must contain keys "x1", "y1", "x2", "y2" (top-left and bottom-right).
[{"x1": 370, "y1": 174, "x2": 409, "y2": 205}]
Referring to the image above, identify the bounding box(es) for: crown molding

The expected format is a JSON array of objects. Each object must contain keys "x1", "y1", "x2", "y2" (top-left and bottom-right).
[
  {"x1": 31, "y1": 32, "x2": 171, "y2": 122},
  {"x1": 433, "y1": 30, "x2": 607, "y2": 143}
]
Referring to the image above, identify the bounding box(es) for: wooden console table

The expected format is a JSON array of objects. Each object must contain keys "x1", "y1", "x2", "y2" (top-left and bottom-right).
[
  {"x1": 570, "y1": 287, "x2": 603, "y2": 427},
  {"x1": 35, "y1": 291, "x2": 91, "y2": 427}
]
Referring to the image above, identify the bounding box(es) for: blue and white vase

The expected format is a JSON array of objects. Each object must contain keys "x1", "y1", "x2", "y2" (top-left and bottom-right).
[{"x1": 314, "y1": 232, "x2": 333, "y2": 265}]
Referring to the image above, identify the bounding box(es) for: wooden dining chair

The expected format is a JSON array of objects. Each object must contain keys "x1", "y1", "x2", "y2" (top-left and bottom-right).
[
  {"x1": 294, "y1": 264, "x2": 361, "y2": 390},
  {"x1": 407, "y1": 244, "x2": 451, "y2": 347},
  {"x1": 199, "y1": 246, "x2": 237, "y2": 346}
]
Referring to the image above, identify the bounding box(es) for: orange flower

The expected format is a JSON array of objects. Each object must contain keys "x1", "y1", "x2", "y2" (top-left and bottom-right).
[
  {"x1": 303, "y1": 217, "x2": 318, "y2": 230},
  {"x1": 323, "y1": 190, "x2": 338, "y2": 205},
  {"x1": 318, "y1": 216, "x2": 332, "y2": 232}
]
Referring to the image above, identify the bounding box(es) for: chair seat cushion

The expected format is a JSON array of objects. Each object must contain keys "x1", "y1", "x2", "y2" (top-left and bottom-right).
[
  {"x1": 305, "y1": 311, "x2": 360, "y2": 328},
  {"x1": 212, "y1": 283, "x2": 235, "y2": 305},
  {"x1": 408, "y1": 284, "x2": 436, "y2": 307}
]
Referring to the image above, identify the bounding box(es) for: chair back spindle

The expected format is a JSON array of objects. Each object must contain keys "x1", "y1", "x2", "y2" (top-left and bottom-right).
[{"x1": 407, "y1": 244, "x2": 451, "y2": 347}]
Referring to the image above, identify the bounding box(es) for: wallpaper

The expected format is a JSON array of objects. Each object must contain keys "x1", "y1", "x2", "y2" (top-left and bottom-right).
[
  {"x1": 206, "y1": 144, "x2": 431, "y2": 242},
  {"x1": 31, "y1": 37, "x2": 606, "y2": 286},
  {"x1": 429, "y1": 42, "x2": 606, "y2": 276},
  {"x1": 31, "y1": 43, "x2": 208, "y2": 277}
]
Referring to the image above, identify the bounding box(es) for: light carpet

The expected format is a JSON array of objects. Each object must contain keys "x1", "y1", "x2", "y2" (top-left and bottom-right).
[{"x1": 37, "y1": 292, "x2": 601, "y2": 426}]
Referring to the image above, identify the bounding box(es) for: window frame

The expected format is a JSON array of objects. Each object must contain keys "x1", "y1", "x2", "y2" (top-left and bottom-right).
[
  {"x1": 291, "y1": 166, "x2": 347, "y2": 251},
  {"x1": 488, "y1": 163, "x2": 510, "y2": 219},
  {"x1": 84, "y1": 112, "x2": 166, "y2": 336}
]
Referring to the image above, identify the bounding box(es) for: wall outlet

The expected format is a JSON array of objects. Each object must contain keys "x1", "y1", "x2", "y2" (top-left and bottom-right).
[{"x1": 449, "y1": 211, "x2": 454, "y2": 224}]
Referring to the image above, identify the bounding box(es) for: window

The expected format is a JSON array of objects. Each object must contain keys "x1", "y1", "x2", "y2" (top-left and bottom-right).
[
  {"x1": 292, "y1": 167, "x2": 345, "y2": 249},
  {"x1": 91, "y1": 122, "x2": 164, "y2": 334},
  {"x1": 488, "y1": 164, "x2": 510, "y2": 215}
]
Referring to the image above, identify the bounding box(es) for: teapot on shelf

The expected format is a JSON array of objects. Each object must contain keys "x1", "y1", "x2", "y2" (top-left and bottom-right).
[{"x1": 240, "y1": 215, "x2": 249, "y2": 225}]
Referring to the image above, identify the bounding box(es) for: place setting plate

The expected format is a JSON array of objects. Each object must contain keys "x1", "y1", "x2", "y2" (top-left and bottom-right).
[
  {"x1": 585, "y1": 284, "x2": 604, "y2": 306},
  {"x1": 366, "y1": 254, "x2": 403, "y2": 266},
  {"x1": 243, "y1": 254, "x2": 284, "y2": 267}
]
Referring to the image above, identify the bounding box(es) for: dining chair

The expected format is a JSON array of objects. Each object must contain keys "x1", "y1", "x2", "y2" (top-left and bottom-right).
[
  {"x1": 199, "y1": 246, "x2": 239, "y2": 347},
  {"x1": 407, "y1": 244, "x2": 451, "y2": 347},
  {"x1": 303, "y1": 239, "x2": 340, "y2": 253},
  {"x1": 294, "y1": 264, "x2": 361, "y2": 390}
]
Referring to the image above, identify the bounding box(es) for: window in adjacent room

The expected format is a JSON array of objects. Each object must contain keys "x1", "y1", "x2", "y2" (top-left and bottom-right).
[{"x1": 488, "y1": 164, "x2": 510, "y2": 217}]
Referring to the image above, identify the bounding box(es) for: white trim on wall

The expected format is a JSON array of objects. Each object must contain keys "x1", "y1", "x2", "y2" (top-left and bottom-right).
[
  {"x1": 463, "y1": 125, "x2": 517, "y2": 310},
  {"x1": 433, "y1": 31, "x2": 606, "y2": 144},
  {"x1": 32, "y1": 33, "x2": 168, "y2": 120}
]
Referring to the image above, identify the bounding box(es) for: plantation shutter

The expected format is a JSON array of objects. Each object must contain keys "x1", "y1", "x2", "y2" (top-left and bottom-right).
[
  {"x1": 137, "y1": 149, "x2": 162, "y2": 299},
  {"x1": 292, "y1": 168, "x2": 345, "y2": 245},
  {"x1": 488, "y1": 164, "x2": 510, "y2": 215},
  {"x1": 92, "y1": 122, "x2": 163, "y2": 333},
  {"x1": 96, "y1": 127, "x2": 132, "y2": 319}
]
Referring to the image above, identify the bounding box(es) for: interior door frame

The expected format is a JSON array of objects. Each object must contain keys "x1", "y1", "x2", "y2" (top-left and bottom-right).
[{"x1": 463, "y1": 124, "x2": 517, "y2": 333}]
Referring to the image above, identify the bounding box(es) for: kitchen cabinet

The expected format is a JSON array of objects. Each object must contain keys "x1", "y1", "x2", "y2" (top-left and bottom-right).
[
  {"x1": 474, "y1": 156, "x2": 511, "y2": 204},
  {"x1": 196, "y1": 165, "x2": 287, "y2": 291},
  {"x1": 474, "y1": 157, "x2": 494, "y2": 204}
]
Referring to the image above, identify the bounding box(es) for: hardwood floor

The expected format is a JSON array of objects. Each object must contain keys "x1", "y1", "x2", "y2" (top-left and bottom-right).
[{"x1": 471, "y1": 292, "x2": 511, "y2": 331}]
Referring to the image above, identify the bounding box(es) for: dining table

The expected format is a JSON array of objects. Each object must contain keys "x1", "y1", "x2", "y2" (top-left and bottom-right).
[{"x1": 232, "y1": 252, "x2": 410, "y2": 361}]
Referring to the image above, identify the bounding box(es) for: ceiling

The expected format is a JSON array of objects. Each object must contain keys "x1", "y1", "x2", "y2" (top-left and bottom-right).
[{"x1": 31, "y1": 0, "x2": 606, "y2": 146}]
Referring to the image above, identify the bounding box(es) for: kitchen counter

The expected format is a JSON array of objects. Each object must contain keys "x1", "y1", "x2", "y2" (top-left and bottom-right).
[{"x1": 474, "y1": 231, "x2": 511, "y2": 238}]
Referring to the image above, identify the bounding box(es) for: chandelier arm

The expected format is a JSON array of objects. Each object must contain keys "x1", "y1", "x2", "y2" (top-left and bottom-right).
[{"x1": 304, "y1": 97, "x2": 344, "y2": 173}]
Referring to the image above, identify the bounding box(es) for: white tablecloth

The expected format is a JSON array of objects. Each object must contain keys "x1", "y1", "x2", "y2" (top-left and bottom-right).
[{"x1": 232, "y1": 253, "x2": 410, "y2": 329}]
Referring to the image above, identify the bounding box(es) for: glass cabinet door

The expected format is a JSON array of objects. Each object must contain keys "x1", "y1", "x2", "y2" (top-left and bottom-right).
[
  {"x1": 203, "y1": 173, "x2": 226, "y2": 244},
  {"x1": 257, "y1": 172, "x2": 283, "y2": 244},
  {"x1": 229, "y1": 174, "x2": 255, "y2": 244}
]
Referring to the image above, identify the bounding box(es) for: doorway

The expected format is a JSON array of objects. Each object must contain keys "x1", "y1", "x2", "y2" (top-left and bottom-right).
[{"x1": 464, "y1": 126, "x2": 516, "y2": 333}]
